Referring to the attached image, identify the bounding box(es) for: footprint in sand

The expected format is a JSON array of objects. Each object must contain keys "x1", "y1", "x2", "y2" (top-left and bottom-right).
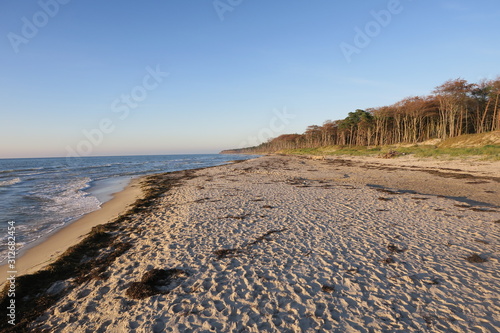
[
  {"x1": 77, "y1": 289, "x2": 92, "y2": 299},
  {"x1": 84, "y1": 301, "x2": 97, "y2": 313},
  {"x1": 97, "y1": 286, "x2": 110, "y2": 296}
]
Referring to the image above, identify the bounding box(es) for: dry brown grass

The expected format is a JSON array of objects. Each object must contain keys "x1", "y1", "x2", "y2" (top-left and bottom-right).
[{"x1": 439, "y1": 131, "x2": 500, "y2": 148}]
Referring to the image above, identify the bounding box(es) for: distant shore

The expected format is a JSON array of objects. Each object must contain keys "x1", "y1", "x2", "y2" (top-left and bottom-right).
[{"x1": 3, "y1": 155, "x2": 499, "y2": 332}]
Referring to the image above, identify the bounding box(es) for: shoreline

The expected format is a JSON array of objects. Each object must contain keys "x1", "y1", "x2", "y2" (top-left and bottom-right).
[
  {"x1": 0, "y1": 176, "x2": 145, "y2": 287},
  {"x1": 3, "y1": 155, "x2": 499, "y2": 332},
  {"x1": 0, "y1": 159, "x2": 254, "y2": 289}
]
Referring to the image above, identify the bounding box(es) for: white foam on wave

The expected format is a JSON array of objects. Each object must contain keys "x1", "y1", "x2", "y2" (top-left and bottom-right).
[
  {"x1": 0, "y1": 177, "x2": 21, "y2": 187},
  {"x1": 0, "y1": 177, "x2": 102, "y2": 263},
  {"x1": 40, "y1": 177, "x2": 101, "y2": 216},
  {"x1": 0, "y1": 167, "x2": 43, "y2": 175}
]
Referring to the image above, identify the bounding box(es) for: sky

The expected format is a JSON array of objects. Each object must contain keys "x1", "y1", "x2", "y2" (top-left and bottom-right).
[{"x1": 1, "y1": 0, "x2": 499, "y2": 158}]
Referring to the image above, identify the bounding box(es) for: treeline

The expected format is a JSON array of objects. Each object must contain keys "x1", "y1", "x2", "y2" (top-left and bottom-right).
[{"x1": 224, "y1": 77, "x2": 500, "y2": 153}]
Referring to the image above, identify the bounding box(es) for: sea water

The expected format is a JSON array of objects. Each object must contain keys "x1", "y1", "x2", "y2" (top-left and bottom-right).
[{"x1": 0, "y1": 154, "x2": 256, "y2": 263}]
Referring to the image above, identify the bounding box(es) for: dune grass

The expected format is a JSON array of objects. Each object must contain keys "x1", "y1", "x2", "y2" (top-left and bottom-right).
[
  {"x1": 280, "y1": 146, "x2": 382, "y2": 156},
  {"x1": 280, "y1": 145, "x2": 500, "y2": 160},
  {"x1": 397, "y1": 145, "x2": 500, "y2": 159}
]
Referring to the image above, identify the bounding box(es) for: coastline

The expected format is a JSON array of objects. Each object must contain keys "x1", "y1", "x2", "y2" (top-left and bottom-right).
[
  {"x1": 4, "y1": 155, "x2": 499, "y2": 332},
  {"x1": 0, "y1": 176, "x2": 145, "y2": 287}
]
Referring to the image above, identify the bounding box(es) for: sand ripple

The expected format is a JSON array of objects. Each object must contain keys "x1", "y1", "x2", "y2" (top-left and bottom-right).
[{"x1": 33, "y1": 156, "x2": 499, "y2": 332}]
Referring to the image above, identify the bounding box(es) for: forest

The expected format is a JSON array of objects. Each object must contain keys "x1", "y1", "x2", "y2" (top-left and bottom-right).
[{"x1": 225, "y1": 77, "x2": 500, "y2": 153}]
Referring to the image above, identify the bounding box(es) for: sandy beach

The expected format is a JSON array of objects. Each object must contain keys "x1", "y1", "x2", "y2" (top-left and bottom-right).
[
  {"x1": 0, "y1": 177, "x2": 144, "y2": 287},
  {"x1": 7, "y1": 155, "x2": 500, "y2": 332}
]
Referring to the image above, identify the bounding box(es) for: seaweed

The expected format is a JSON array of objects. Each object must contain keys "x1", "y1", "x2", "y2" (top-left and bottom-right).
[
  {"x1": 0, "y1": 170, "x2": 194, "y2": 332},
  {"x1": 465, "y1": 253, "x2": 487, "y2": 263},
  {"x1": 125, "y1": 268, "x2": 187, "y2": 300}
]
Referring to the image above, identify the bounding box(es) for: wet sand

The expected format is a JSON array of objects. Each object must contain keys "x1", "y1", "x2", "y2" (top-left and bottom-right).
[{"x1": 0, "y1": 177, "x2": 144, "y2": 287}]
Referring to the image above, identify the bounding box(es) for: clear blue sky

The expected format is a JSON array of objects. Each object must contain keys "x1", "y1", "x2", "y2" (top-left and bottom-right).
[{"x1": 1, "y1": 0, "x2": 499, "y2": 158}]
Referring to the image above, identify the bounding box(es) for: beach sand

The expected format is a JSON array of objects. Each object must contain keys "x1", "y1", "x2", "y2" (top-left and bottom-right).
[
  {"x1": 0, "y1": 177, "x2": 144, "y2": 286},
  {"x1": 14, "y1": 155, "x2": 500, "y2": 332}
]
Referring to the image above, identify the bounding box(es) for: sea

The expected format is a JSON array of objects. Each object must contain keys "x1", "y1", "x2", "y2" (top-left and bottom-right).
[{"x1": 0, "y1": 154, "x2": 257, "y2": 264}]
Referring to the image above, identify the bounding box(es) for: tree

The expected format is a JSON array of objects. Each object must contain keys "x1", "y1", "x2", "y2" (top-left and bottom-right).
[
  {"x1": 227, "y1": 75, "x2": 500, "y2": 154},
  {"x1": 433, "y1": 78, "x2": 476, "y2": 138}
]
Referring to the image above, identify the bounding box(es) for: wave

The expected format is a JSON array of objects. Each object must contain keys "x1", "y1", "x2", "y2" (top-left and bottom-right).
[
  {"x1": 37, "y1": 177, "x2": 101, "y2": 215},
  {"x1": 0, "y1": 167, "x2": 43, "y2": 175},
  {"x1": 76, "y1": 163, "x2": 125, "y2": 172},
  {"x1": 0, "y1": 177, "x2": 21, "y2": 187},
  {"x1": 22, "y1": 172, "x2": 47, "y2": 177},
  {"x1": 0, "y1": 155, "x2": 256, "y2": 257}
]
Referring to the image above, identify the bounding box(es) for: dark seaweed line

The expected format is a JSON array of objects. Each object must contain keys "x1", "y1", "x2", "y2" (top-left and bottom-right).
[{"x1": 0, "y1": 169, "x2": 198, "y2": 332}]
